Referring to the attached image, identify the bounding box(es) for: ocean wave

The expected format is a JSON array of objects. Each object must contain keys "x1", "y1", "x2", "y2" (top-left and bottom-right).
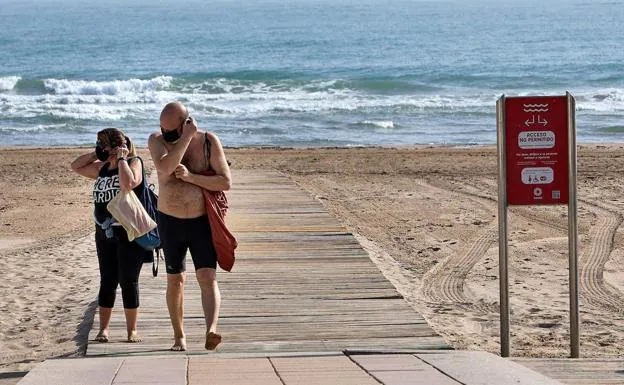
[
  {"x1": 586, "y1": 89, "x2": 624, "y2": 102},
  {"x1": 177, "y1": 76, "x2": 439, "y2": 95},
  {"x1": 359, "y1": 120, "x2": 395, "y2": 129},
  {"x1": 2, "y1": 101, "x2": 140, "y2": 121},
  {"x1": 576, "y1": 88, "x2": 624, "y2": 112},
  {"x1": 597, "y1": 125, "x2": 624, "y2": 133},
  {"x1": 182, "y1": 70, "x2": 305, "y2": 83},
  {"x1": 0, "y1": 76, "x2": 21, "y2": 91},
  {"x1": 0, "y1": 123, "x2": 79, "y2": 133},
  {"x1": 6, "y1": 74, "x2": 622, "y2": 117},
  {"x1": 43, "y1": 76, "x2": 173, "y2": 95},
  {"x1": 0, "y1": 92, "x2": 513, "y2": 120},
  {"x1": 1, "y1": 84, "x2": 623, "y2": 123},
  {"x1": 177, "y1": 78, "x2": 357, "y2": 97}
]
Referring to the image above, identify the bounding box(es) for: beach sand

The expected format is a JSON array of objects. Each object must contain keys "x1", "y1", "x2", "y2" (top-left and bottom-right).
[{"x1": 1, "y1": 145, "x2": 624, "y2": 380}]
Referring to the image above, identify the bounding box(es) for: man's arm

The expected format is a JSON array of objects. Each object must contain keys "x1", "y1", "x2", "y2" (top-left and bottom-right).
[
  {"x1": 148, "y1": 118, "x2": 197, "y2": 176},
  {"x1": 148, "y1": 132, "x2": 191, "y2": 177},
  {"x1": 174, "y1": 132, "x2": 232, "y2": 191}
]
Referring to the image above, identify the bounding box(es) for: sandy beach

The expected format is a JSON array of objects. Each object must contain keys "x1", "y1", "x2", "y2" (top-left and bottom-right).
[{"x1": 1, "y1": 144, "x2": 624, "y2": 379}]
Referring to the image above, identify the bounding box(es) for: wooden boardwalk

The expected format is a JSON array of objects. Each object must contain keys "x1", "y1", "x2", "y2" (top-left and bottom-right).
[{"x1": 87, "y1": 170, "x2": 449, "y2": 356}]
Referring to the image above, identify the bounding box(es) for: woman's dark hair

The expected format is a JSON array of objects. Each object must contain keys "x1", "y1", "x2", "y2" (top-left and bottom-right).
[{"x1": 97, "y1": 128, "x2": 137, "y2": 157}]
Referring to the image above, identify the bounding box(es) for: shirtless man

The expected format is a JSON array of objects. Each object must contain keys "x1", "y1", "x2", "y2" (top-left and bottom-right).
[{"x1": 148, "y1": 101, "x2": 231, "y2": 351}]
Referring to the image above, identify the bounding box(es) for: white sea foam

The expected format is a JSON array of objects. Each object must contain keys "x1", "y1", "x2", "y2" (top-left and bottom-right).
[
  {"x1": 1, "y1": 84, "x2": 622, "y2": 127},
  {"x1": 0, "y1": 123, "x2": 69, "y2": 133},
  {"x1": 361, "y1": 120, "x2": 395, "y2": 129},
  {"x1": 43, "y1": 76, "x2": 173, "y2": 95},
  {"x1": 0, "y1": 91, "x2": 509, "y2": 122},
  {"x1": 576, "y1": 88, "x2": 624, "y2": 112},
  {"x1": 2, "y1": 96, "x2": 152, "y2": 121},
  {"x1": 0, "y1": 76, "x2": 21, "y2": 91}
]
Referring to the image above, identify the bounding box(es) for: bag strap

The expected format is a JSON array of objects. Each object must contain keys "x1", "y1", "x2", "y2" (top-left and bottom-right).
[
  {"x1": 127, "y1": 156, "x2": 145, "y2": 186},
  {"x1": 131, "y1": 156, "x2": 162, "y2": 278},
  {"x1": 152, "y1": 249, "x2": 161, "y2": 277},
  {"x1": 135, "y1": 156, "x2": 158, "y2": 195}
]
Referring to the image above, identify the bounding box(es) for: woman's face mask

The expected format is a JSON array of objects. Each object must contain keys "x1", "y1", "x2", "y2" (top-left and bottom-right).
[
  {"x1": 95, "y1": 146, "x2": 110, "y2": 161},
  {"x1": 95, "y1": 141, "x2": 110, "y2": 161}
]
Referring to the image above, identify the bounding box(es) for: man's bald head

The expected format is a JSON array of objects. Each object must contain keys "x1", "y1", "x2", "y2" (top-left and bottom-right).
[{"x1": 160, "y1": 101, "x2": 189, "y2": 130}]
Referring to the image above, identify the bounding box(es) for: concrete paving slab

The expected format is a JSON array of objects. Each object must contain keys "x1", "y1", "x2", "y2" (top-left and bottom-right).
[
  {"x1": 189, "y1": 372, "x2": 283, "y2": 385},
  {"x1": 276, "y1": 371, "x2": 380, "y2": 385},
  {"x1": 188, "y1": 357, "x2": 274, "y2": 372},
  {"x1": 350, "y1": 354, "x2": 431, "y2": 371},
  {"x1": 350, "y1": 354, "x2": 463, "y2": 385},
  {"x1": 188, "y1": 357, "x2": 281, "y2": 384},
  {"x1": 18, "y1": 357, "x2": 122, "y2": 385},
  {"x1": 371, "y1": 370, "x2": 462, "y2": 385},
  {"x1": 270, "y1": 355, "x2": 360, "y2": 372},
  {"x1": 114, "y1": 382, "x2": 183, "y2": 385},
  {"x1": 416, "y1": 351, "x2": 564, "y2": 385},
  {"x1": 113, "y1": 356, "x2": 186, "y2": 384}
]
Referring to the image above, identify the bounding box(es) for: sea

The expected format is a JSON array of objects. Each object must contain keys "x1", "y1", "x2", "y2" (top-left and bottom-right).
[{"x1": 1, "y1": 0, "x2": 623, "y2": 147}]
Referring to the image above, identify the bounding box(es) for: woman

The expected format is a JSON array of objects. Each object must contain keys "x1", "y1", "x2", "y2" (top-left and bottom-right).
[{"x1": 71, "y1": 128, "x2": 144, "y2": 343}]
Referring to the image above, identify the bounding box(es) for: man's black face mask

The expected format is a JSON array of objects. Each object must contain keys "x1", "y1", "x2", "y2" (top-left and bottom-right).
[
  {"x1": 162, "y1": 116, "x2": 190, "y2": 143},
  {"x1": 162, "y1": 128, "x2": 181, "y2": 143}
]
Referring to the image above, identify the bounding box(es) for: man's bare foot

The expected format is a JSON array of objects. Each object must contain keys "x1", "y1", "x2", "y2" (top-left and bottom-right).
[
  {"x1": 170, "y1": 336, "x2": 187, "y2": 351},
  {"x1": 95, "y1": 329, "x2": 109, "y2": 343},
  {"x1": 127, "y1": 331, "x2": 142, "y2": 343},
  {"x1": 205, "y1": 332, "x2": 221, "y2": 350}
]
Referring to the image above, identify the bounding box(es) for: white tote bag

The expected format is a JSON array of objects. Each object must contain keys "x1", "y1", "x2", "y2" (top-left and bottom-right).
[{"x1": 107, "y1": 190, "x2": 157, "y2": 241}]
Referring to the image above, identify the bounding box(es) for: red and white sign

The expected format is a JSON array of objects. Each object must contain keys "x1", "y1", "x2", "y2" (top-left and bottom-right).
[{"x1": 505, "y1": 96, "x2": 569, "y2": 205}]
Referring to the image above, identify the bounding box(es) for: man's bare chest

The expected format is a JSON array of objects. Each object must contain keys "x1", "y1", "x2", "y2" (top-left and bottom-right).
[{"x1": 181, "y1": 148, "x2": 209, "y2": 174}]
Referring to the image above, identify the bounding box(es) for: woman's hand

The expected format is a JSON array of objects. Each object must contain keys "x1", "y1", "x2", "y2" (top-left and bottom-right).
[{"x1": 114, "y1": 146, "x2": 129, "y2": 160}]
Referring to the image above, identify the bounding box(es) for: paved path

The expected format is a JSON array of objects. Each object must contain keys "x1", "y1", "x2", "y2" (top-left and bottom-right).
[{"x1": 19, "y1": 352, "x2": 565, "y2": 385}]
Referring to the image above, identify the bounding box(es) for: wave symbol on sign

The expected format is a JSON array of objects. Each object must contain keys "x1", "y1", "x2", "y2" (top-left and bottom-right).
[{"x1": 523, "y1": 103, "x2": 549, "y2": 113}]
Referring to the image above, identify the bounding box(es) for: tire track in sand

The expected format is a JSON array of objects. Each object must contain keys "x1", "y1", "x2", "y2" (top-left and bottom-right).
[
  {"x1": 421, "y1": 222, "x2": 498, "y2": 308},
  {"x1": 420, "y1": 178, "x2": 500, "y2": 312},
  {"x1": 440, "y1": 177, "x2": 624, "y2": 315},
  {"x1": 421, "y1": 177, "x2": 569, "y2": 314},
  {"x1": 578, "y1": 202, "x2": 624, "y2": 313}
]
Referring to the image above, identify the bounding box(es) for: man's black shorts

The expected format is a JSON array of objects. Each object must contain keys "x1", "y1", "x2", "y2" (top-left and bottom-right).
[{"x1": 157, "y1": 211, "x2": 217, "y2": 274}]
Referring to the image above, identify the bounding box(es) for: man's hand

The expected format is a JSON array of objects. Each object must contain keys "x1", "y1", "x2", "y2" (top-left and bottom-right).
[
  {"x1": 174, "y1": 164, "x2": 192, "y2": 181},
  {"x1": 181, "y1": 117, "x2": 198, "y2": 139}
]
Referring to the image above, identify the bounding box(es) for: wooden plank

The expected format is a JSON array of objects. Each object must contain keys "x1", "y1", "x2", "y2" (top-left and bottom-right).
[{"x1": 512, "y1": 358, "x2": 624, "y2": 385}]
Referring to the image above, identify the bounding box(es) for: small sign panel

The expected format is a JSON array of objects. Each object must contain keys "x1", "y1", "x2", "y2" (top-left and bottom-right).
[{"x1": 505, "y1": 96, "x2": 569, "y2": 205}]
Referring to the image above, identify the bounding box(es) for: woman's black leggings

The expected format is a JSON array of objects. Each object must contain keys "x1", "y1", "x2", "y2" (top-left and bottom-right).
[{"x1": 95, "y1": 226, "x2": 144, "y2": 309}]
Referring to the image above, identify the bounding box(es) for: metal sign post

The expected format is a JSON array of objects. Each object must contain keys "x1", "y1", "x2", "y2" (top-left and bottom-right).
[
  {"x1": 496, "y1": 97, "x2": 510, "y2": 358},
  {"x1": 567, "y1": 92, "x2": 580, "y2": 358},
  {"x1": 496, "y1": 93, "x2": 578, "y2": 358}
]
